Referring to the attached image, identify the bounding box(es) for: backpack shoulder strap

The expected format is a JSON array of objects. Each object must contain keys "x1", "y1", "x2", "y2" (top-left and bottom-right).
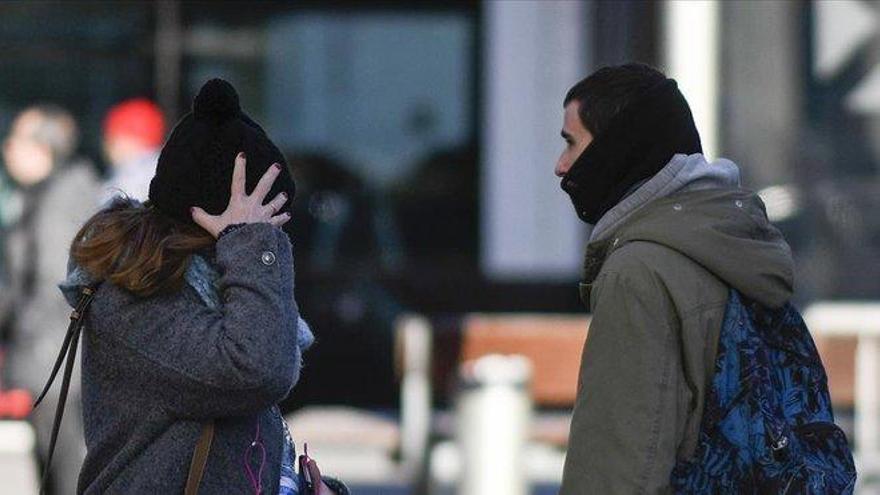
[{"x1": 185, "y1": 421, "x2": 215, "y2": 495}]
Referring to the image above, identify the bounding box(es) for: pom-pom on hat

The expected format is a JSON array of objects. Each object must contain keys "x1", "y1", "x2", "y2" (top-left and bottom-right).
[
  {"x1": 148, "y1": 79, "x2": 296, "y2": 239},
  {"x1": 192, "y1": 79, "x2": 241, "y2": 123}
]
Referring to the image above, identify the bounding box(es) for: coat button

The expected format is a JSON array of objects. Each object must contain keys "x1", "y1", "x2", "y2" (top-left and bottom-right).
[{"x1": 261, "y1": 251, "x2": 276, "y2": 266}]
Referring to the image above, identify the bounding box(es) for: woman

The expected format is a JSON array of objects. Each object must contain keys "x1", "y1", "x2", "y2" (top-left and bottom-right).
[{"x1": 52, "y1": 79, "x2": 345, "y2": 494}]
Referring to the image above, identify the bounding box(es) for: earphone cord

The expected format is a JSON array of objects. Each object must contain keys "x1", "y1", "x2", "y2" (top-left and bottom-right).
[{"x1": 243, "y1": 417, "x2": 266, "y2": 494}]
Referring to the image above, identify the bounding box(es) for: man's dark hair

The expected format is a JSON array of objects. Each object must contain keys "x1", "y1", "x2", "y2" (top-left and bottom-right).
[{"x1": 564, "y1": 63, "x2": 667, "y2": 137}]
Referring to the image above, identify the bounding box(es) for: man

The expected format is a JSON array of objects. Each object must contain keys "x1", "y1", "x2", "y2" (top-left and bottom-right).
[
  {"x1": 1, "y1": 105, "x2": 100, "y2": 493},
  {"x1": 101, "y1": 98, "x2": 165, "y2": 203},
  {"x1": 556, "y1": 64, "x2": 794, "y2": 493}
]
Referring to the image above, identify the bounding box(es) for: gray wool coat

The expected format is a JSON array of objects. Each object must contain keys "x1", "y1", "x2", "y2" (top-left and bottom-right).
[{"x1": 65, "y1": 222, "x2": 305, "y2": 494}]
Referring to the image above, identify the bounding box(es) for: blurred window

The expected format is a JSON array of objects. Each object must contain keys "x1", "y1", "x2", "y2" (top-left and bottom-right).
[{"x1": 181, "y1": 4, "x2": 479, "y2": 271}]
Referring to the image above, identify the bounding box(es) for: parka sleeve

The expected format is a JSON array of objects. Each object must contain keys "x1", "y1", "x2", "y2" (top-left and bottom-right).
[
  {"x1": 560, "y1": 263, "x2": 683, "y2": 495},
  {"x1": 99, "y1": 222, "x2": 302, "y2": 419}
]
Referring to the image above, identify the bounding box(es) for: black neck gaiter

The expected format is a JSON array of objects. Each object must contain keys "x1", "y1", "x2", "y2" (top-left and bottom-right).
[{"x1": 561, "y1": 79, "x2": 703, "y2": 224}]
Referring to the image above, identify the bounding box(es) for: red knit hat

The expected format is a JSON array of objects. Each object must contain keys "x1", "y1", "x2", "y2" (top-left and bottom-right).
[{"x1": 103, "y1": 98, "x2": 166, "y2": 148}]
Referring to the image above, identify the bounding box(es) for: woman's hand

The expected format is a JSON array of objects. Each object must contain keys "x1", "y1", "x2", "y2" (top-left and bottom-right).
[{"x1": 190, "y1": 151, "x2": 291, "y2": 238}]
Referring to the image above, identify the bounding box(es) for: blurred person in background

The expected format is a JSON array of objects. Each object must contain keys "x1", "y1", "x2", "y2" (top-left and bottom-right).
[
  {"x1": 0, "y1": 104, "x2": 100, "y2": 493},
  {"x1": 555, "y1": 64, "x2": 795, "y2": 493},
  {"x1": 101, "y1": 98, "x2": 165, "y2": 203},
  {"x1": 0, "y1": 164, "x2": 15, "y2": 311}
]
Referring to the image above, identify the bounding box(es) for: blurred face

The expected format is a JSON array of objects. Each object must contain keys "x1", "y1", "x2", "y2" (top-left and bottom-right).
[
  {"x1": 103, "y1": 134, "x2": 151, "y2": 169},
  {"x1": 2, "y1": 110, "x2": 54, "y2": 186},
  {"x1": 555, "y1": 100, "x2": 594, "y2": 177}
]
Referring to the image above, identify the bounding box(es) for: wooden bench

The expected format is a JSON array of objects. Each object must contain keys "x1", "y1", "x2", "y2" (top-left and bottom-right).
[
  {"x1": 813, "y1": 337, "x2": 856, "y2": 409},
  {"x1": 409, "y1": 313, "x2": 589, "y2": 491},
  {"x1": 804, "y1": 302, "x2": 879, "y2": 477},
  {"x1": 436, "y1": 314, "x2": 857, "y2": 446},
  {"x1": 458, "y1": 314, "x2": 589, "y2": 407}
]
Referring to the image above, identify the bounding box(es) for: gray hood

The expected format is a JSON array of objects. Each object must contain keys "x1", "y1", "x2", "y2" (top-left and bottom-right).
[
  {"x1": 586, "y1": 154, "x2": 794, "y2": 308},
  {"x1": 590, "y1": 153, "x2": 742, "y2": 242}
]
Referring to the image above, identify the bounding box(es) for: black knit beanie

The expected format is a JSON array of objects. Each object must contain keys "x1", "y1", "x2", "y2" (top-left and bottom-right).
[
  {"x1": 148, "y1": 79, "x2": 296, "y2": 240},
  {"x1": 561, "y1": 79, "x2": 702, "y2": 224}
]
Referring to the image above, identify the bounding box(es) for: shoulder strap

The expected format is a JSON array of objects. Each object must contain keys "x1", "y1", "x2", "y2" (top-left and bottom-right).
[
  {"x1": 33, "y1": 283, "x2": 99, "y2": 495},
  {"x1": 185, "y1": 421, "x2": 215, "y2": 495}
]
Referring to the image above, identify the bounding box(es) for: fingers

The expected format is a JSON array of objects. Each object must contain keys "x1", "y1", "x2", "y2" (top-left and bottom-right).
[
  {"x1": 251, "y1": 162, "x2": 282, "y2": 203},
  {"x1": 268, "y1": 211, "x2": 291, "y2": 228},
  {"x1": 231, "y1": 152, "x2": 246, "y2": 197},
  {"x1": 265, "y1": 191, "x2": 291, "y2": 227},
  {"x1": 191, "y1": 207, "x2": 220, "y2": 238},
  {"x1": 263, "y1": 191, "x2": 288, "y2": 215}
]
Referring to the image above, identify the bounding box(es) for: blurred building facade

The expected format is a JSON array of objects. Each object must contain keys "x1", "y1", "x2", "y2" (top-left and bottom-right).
[{"x1": 1, "y1": 0, "x2": 877, "y2": 410}]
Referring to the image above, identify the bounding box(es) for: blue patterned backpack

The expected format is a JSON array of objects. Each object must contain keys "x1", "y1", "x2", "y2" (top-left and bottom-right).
[{"x1": 671, "y1": 290, "x2": 857, "y2": 494}]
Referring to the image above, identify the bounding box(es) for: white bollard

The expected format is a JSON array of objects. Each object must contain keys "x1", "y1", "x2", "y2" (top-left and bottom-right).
[
  {"x1": 399, "y1": 315, "x2": 432, "y2": 477},
  {"x1": 456, "y1": 354, "x2": 532, "y2": 495},
  {"x1": 856, "y1": 335, "x2": 880, "y2": 470},
  {"x1": 0, "y1": 421, "x2": 40, "y2": 495}
]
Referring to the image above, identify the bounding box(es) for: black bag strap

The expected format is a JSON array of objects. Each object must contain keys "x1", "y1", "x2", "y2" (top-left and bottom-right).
[{"x1": 32, "y1": 283, "x2": 100, "y2": 495}]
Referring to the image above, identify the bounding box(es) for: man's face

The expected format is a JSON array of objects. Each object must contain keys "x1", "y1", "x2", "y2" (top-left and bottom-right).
[{"x1": 555, "y1": 100, "x2": 593, "y2": 177}]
